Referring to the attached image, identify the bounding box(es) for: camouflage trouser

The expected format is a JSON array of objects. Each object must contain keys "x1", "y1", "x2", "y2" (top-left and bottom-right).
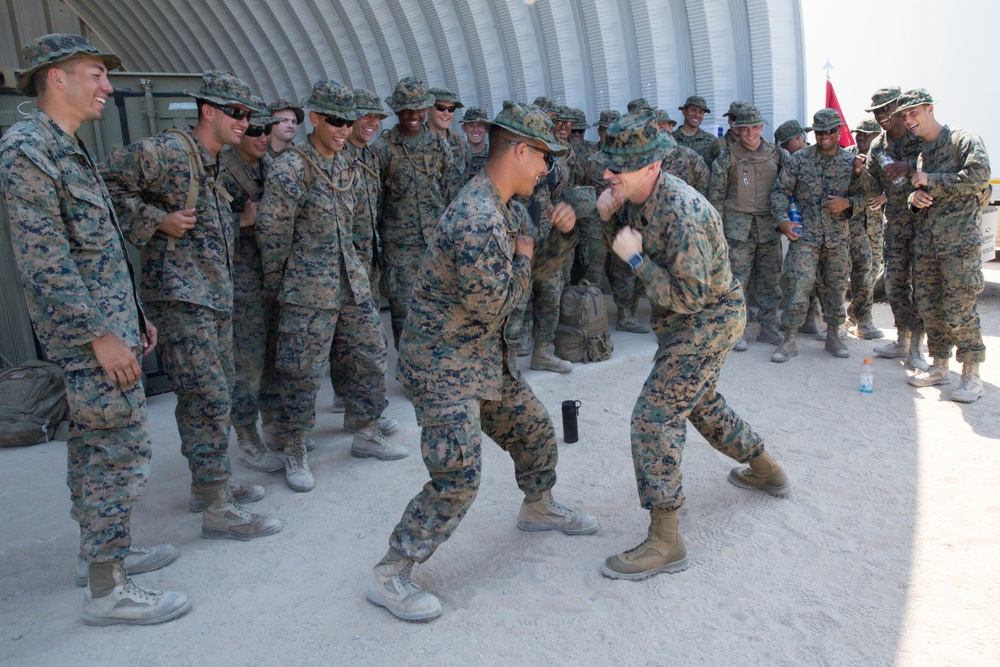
[
  {"x1": 868, "y1": 212, "x2": 885, "y2": 290},
  {"x1": 883, "y1": 226, "x2": 923, "y2": 333},
  {"x1": 382, "y1": 242, "x2": 426, "y2": 350},
  {"x1": 258, "y1": 293, "x2": 281, "y2": 422},
  {"x1": 780, "y1": 241, "x2": 850, "y2": 330},
  {"x1": 914, "y1": 247, "x2": 985, "y2": 363},
  {"x1": 231, "y1": 230, "x2": 266, "y2": 426},
  {"x1": 64, "y1": 358, "x2": 151, "y2": 563},
  {"x1": 390, "y1": 366, "x2": 558, "y2": 562},
  {"x1": 275, "y1": 293, "x2": 388, "y2": 438},
  {"x1": 145, "y1": 300, "x2": 233, "y2": 486},
  {"x1": 727, "y1": 222, "x2": 782, "y2": 328},
  {"x1": 846, "y1": 220, "x2": 874, "y2": 323},
  {"x1": 633, "y1": 348, "x2": 764, "y2": 510},
  {"x1": 531, "y1": 269, "x2": 564, "y2": 342},
  {"x1": 330, "y1": 261, "x2": 383, "y2": 400},
  {"x1": 609, "y1": 253, "x2": 639, "y2": 313}
]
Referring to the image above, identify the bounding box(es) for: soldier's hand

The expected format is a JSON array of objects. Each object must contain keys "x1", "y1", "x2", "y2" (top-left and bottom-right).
[
  {"x1": 92, "y1": 333, "x2": 142, "y2": 387},
  {"x1": 239, "y1": 201, "x2": 258, "y2": 229},
  {"x1": 825, "y1": 195, "x2": 850, "y2": 214},
  {"x1": 141, "y1": 320, "x2": 158, "y2": 357},
  {"x1": 159, "y1": 208, "x2": 197, "y2": 238},
  {"x1": 853, "y1": 155, "x2": 865, "y2": 175},
  {"x1": 547, "y1": 202, "x2": 577, "y2": 233},
  {"x1": 911, "y1": 171, "x2": 929, "y2": 189},
  {"x1": 515, "y1": 234, "x2": 534, "y2": 260},
  {"x1": 777, "y1": 220, "x2": 800, "y2": 241},
  {"x1": 867, "y1": 193, "x2": 888, "y2": 210},
  {"x1": 911, "y1": 189, "x2": 934, "y2": 209},
  {"x1": 596, "y1": 187, "x2": 624, "y2": 222},
  {"x1": 884, "y1": 161, "x2": 910, "y2": 181},
  {"x1": 612, "y1": 227, "x2": 643, "y2": 261}
]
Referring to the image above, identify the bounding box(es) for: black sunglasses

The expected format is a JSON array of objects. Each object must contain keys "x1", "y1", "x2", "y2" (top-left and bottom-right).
[
  {"x1": 209, "y1": 102, "x2": 253, "y2": 121},
  {"x1": 606, "y1": 166, "x2": 622, "y2": 175},
  {"x1": 434, "y1": 104, "x2": 457, "y2": 113},
  {"x1": 244, "y1": 124, "x2": 273, "y2": 137},
  {"x1": 323, "y1": 115, "x2": 355, "y2": 128},
  {"x1": 510, "y1": 140, "x2": 555, "y2": 172},
  {"x1": 815, "y1": 128, "x2": 840, "y2": 137}
]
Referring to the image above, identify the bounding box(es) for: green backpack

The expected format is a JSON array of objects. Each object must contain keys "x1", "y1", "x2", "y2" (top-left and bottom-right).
[
  {"x1": 0, "y1": 360, "x2": 70, "y2": 447},
  {"x1": 554, "y1": 281, "x2": 614, "y2": 363}
]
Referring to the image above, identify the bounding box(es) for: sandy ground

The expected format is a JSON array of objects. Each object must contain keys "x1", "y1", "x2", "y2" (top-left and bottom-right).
[{"x1": 2, "y1": 264, "x2": 1000, "y2": 667}]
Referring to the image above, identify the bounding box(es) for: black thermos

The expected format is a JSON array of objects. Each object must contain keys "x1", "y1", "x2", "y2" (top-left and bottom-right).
[{"x1": 561, "y1": 400, "x2": 581, "y2": 443}]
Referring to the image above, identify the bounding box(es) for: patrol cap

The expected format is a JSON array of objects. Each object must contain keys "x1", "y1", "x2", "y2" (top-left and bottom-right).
[
  {"x1": 733, "y1": 104, "x2": 766, "y2": 128},
  {"x1": 429, "y1": 87, "x2": 464, "y2": 109},
  {"x1": 533, "y1": 96, "x2": 560, "y2": 115},
  {"x1": 853, "y1": 117, "x2": 881, "y2": 134},
  {"x1": 892, "y1": 88, "x2": 935, "y2": 116},
  {"x1": 17, "y1": 33, "x2": 121, "y2": 97},
  {"x1": 385, "y1": 77, "x2": 434, "y2": 113},
  {"x1": 774, "y1": 119, "x2": 812, "y2": 144},
  {"x1": 492, "y1": 100, "x2": 568, "y2": 157},
  {"x1": 248, "y1": 96, "x2": 280, "y2": 128},
  {"x1": 302, "y1": 80, "x2": 357, "y2": 120},
  {"x1": 627, "y1": 97, "x2": 652, "y2": 113},
  {"x1": 185, "y1": 70, "x2": 255, "y2": 110},
  {"x1": 812, "y1": 108, "x2": 844, "y2": 132},
  {"x1": 653, "y1": 109, "x2": 674, "y2": 124},
  {"x1": 591, "y1": 110, "x2": 676, "y2": 174},
  {"x1": 352, "y1": 88, "x2": 389, "y2": 119},
  {"x1": 723, "y1": 100, "x2": 751, "y2": 118},
  {"x1": 865, "y1": 86, "x2": 902, "y2": 112},
  {"x1": 570, "y1": 108, "x2": 588, "y2": 131},
  {"x1": 554, "y1": 105, "x2": 576, "y2": 122},
  {"x1": 268, "y1": 98, "x2": 304, "y2": 124},
  {"x1": 461, "y1": 106, "x2": 491, "y2": 125},
  {"x1": 593, "y1": 109, "x2": 621, "y2": 127},
  {"x1": 679, "y1": 95, "x2": 711, "y2": 113}
]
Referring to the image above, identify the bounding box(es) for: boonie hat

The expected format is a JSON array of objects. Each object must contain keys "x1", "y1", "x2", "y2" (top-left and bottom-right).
[
  {"x1": 593, "y1": 109, "x2": 621, "y2": 128},
  {"x1": 627, "y1": 97, "x2": 652, "y2": 113},
  {"x1": 723, "y1": 100, "x2": 751, "y2": 118},
  {"x1": 591, "y1": 110, "x2": 676, "y2": 174},
  {"x1": 554, "y1": 105, "x2": 576, "y2": 122},
  {"x1": 812, "y1": 108, "x2": 844, "y2": 133},
  {"x1": 892, "y1": 89, "x2": 935, "y2": 116},
  {"x1": 853, "y1": 118, "x2": 881, "y2": 134},
  {"x1": 533, "y1": 96, "x2": 560, "y2": 115},
  {"x1": 248, "y1": 96, "x2": 280, "y2": 128},
  {"x1": 492, "y1": 100, "x2": 568, "y2": 157},
  {"x1": 865, "y1": 86, "x2": 902, "y2": 112},
  {"x1": 429, "y1": 87, "x2": 463, "y2": 109},
  {"x1": 185, "y1": 70, "x2": 255, "y2": 109},
  {"x1": 733, "y1": 104, "x2": 766, "y2": 128},
  {"x1": 570, "y1": 108, "x2": 588, "y2": 131},
  {"x1": 653, "y1": 109, "x2": 674, "y2": 124},
  {"x1": 679, "y1": 95, "x2": 711, "y2": 113},
  {"x1": 461, "y1": 107, "x2": 491, "y2": 125},
  {"x1": 774, "y1": 120, "x2": 812, "y2": 144},
  {"x1": 302, "y1": 80, "x2": 357, "y2": 120},
  {"x1": 268, "y1": 98, "x2": 304, "y2": 124},
  {"x1": 385, "y1": 77, "x2": 434, "y2": 113},
  {"x1": 17, "y1": 33, "x2": 121, "y2": 97},
  {"x1": 353, "y1": 88, "x2": 388, "y2": 119}
]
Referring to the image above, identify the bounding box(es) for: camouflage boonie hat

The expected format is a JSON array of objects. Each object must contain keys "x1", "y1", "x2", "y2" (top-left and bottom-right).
[
  {"x1": 492, "y1": 100, "x2": 568, "y2": 157},
  {"x1": 653, "y1": 109, "x2": 674, "y2": 124},
  {"x1": 17, "y1": 33, "x2": 122, "y2": 97},
  {"x1": 248, "y1": 96, "x2": 280, "y2": 128},
  {"x1": 865, "y1": 86, "x2": 902, "y2": 112},
  {"x1": 268, "y1": 98, "x2": 304, "y2": 124},
  {"x1": 723, "y1": 100, "x2": 751, "y2": 118},
  {"x1": 533, "y1": 96, "x2": 560, "y2": 115},
  {"x1": 593, "y1": 109, "x2": 621, "y2": 127},
  {"x1": 429, "y1": 87, "x2": 463, "y2": 109},
  {"x1": 185, "y1": 70, "x2": 255, "y2": 109},
  {"x1": 570, "y1": 108, "x2": 588, "y2": 131},
  {"x1": 774, "y1": 119, "x2": 812, "y2": 144},
  {"x1": 385, "y1": 77, "x2": 434, "y2": 113},
  {"x1": 854, "y1": 117, "x2": 881, "y2": 134},
  {"x1": 352, "y1": 88, "x2": 388, "y2": 119},
  {"x1": 591, "y1": 111, "x2": 676, "y2": 173},
  {"x1": 461, "y1": 107, "x2": 490, "y2": 125},
  {"x1": 554, "y1": 105, "x2": 575, "y2": 122},
  {"x1": 627, "y1": 97, "x2": 652, "y2": 113},
  {"x1": 679, "y1": 95, "x2": 711, "y2": 113},
  {"x1": 812, "y1": 108, "x2": 844, "y2": 132},
  {"x1": 302, "y1": 80, "x2": 356, "y2": 120},
  {"x1": 733, "y1": 104, "x2": 766, "y2": 127},
  {"x1": 892, "y1": 88, "x2": 935, "y2": 116}
]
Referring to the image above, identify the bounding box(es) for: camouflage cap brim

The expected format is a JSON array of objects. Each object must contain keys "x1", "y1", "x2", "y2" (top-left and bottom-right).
[
  {"x1": 891, "y1": 89, "x2": 936, "y2": 117},
  {"x1": 492, "y1": 100, "x2": 569, "y2": 157},
  {"x1": 17, "y1": 35, "x2": 122, "y2": 97},
  {"x1": 591, "y1": 111, "x2": 675, "y2": 173}
]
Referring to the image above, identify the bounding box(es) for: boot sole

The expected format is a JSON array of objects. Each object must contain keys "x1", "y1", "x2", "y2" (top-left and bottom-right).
[
  {"x1": 907, "y1": 376, "x2": 949, "y2": 388},
  {"x1": 82, "y1": 598, "x2": 192, "y2": 626},
  {"x1": 770, "y1": 351, "x2": 798, "y2": 363},
  {"x1": 516, "y1": 518, "x2": 599, "y2": 535},
  {"x1": 350, "y1": 448, "x2": 408, "y2": 461},
  {"x1": 727, "y1": 472, "x2": 791, "y2": 497},
  {"x1": 365, "y1": 586, "x2": 442, "y2": 622},
  {"x1": 529, "y1": 364, "x2": 573, "y2": 373},
  {"x1": 201, "y1": 522, "x2": 282, "y2": 541},
  {"x1": 599, "y1": 556, "x2": 690, "y2": 581}
]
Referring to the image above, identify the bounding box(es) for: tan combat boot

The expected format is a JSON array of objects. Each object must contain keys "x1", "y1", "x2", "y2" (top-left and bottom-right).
[
  {"x1": 531, "y1": 341, "x2": 572, "y2": 373},
  {"x1": 770, "y1": 330, "x2": 798, "y2": 363},
  {"x1": 874, "y1": 328, "x2": 909, "y2": 359},
  {"x1": 82, "y1": 561, "x2": 190, "y2": 626},
  {"x1": 616, "y1": 307, "x2": 650, "y2": 334},
  {"x1": 950, "y1": 362, "x2": 984, "y2": 403},
  {"x1": 235, "y1": 423, "x2": 284, "y2": 473},
  {"x1": 728, "y1": 450, "x2": 791, "y2": 496},
  {"x1": 201, "y1": 482, "x2": 282, "y2": 540},
  {"x1": 601, "y1": 509, "x2": 689, "y2": 580},
  {"x1": 366, "y1": 549, "x2": 442, "y2": 622},
  {"x1": 908, "y1": 357, "x2": 949, "y2": 388},
  {"x1": 189, "y1": 478, "x2": 265, "y2": 512},
  {"x1": 824, "y1": 326, "x2": 850, "y2": 358},
  {"x1": 907, "y1": 331, "x2": 930, "y2": 371},
  {"x1": 283, "y1": 434, "x2": 315, "y2": 492},
  {"x1": 517, "y1": 490, "x2": 599, "y2": 535},
  {"x1": 351, "y1": 423, "x2": 408, "y2": 460}
]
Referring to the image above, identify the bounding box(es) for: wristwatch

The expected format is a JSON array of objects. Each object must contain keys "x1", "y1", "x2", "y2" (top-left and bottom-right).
[{"x1": 628, "y1": 252, "x2": 644, "y2": 271}]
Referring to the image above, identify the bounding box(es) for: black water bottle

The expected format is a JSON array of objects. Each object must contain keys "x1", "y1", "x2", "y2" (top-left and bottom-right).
[{"x1": 561, "y1": 400, "x2": 581, "y2": 443}]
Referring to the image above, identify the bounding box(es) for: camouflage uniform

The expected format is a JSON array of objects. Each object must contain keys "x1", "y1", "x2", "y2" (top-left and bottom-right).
[
  {"x1": 845, "y1": 143, "x2": 877, "y2": 325},
  {"x1": 674, "y1": 96, "x2": 721, "y2": 166},
  {"x1": 389, "y1": 167, "x2": 577, "y2": 560},
  {"x1": 456, "y1": 106, "x2": 490, "y2": 191},
  {"x1": 428, "y1": 87, "x2": 469, "y2": 202},
  {"x1": 660, "y1": 144, "x2": 710, "y2": 197},
  {"x1": 1, "y1": 109, "x2": 149, "y2": 565}
]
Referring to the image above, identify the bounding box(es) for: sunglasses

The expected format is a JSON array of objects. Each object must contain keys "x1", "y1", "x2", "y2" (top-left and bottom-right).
[
  {"x1": 434, "y1": 104, "x2": 457, "y2": 113},
  {"x1": 815, "y1": 128, "x2": 840, "y2": 137},
  {"x1": 323, "y1": 115, "x2": 355, "y2": 128},
  {"x1": 510, "y1": 140, "x2": 555, "y2": 173},
  {"x1": 244, "y1": 124, "x2": 273, "y2": 137},
  {"x1": 210, "y1": 102, "x2": 253, "y2": 121}
]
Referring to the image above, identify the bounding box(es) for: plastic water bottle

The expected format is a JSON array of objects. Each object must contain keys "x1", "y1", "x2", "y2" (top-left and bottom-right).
[
  {"x1": 788, "y1": 196, "x2": 803, "y2": 235},
  {"x1": 876, "y1": 152, "x2": 907, "y2": 186},
  {"x1": 718, "y1": 126, "x2": 724, "y2": 138},
  {"x1": 860, "y1": 358, "x2": 874, "y2": 394}
]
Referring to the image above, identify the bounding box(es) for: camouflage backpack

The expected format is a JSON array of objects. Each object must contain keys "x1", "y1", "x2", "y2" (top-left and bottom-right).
[
  {"x1": 0, "y1": 360, "x2": 70, "y2": 447},
  {"x1": 554, "y1": 281, "x2": 613, "y2": 363}
]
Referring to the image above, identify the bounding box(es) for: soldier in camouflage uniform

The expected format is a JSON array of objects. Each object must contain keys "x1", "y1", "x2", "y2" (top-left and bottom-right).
[
  {"x1": 770, "y1": 109, "x2": 871, "y2": 363},
  {"x1": 719, "y1": 100, "x2": 749, "y2": 151},
  {"x1": 367, "y1": 101, "x2": 597, "y2": 623},
  {"x1": 267, "y1": 98, "x2": 303, "y2": 157},
  {"x1": 257, "y1": 81, "x2": 407, "y2": 493},
  {"x1": 371, "y1": 77, "x2": 451, "y2": 350},
  {"x1": 458, "y1": 106, "x2": 490, "y2": 188},
  {"x1": 627, "y1": 97, "x2": 652, "y2": 113},
  {"x1": 775, "y1": 119, "x2": 812, "y2": 155},
  {"x1": 427, "y1": 87, "x2": 468, "y2": 201},
  {"x1": 1, "y1": 33, "x2": 188, "y2": 625},
  {"x1": 865, "y1": 87, "x2": 929, "y2": 370},
  {"x1": 593, "y1": 111, "x2": 789, "y2": 581},
  {"x1": 103, "y1": 71, "x2": 280, "y2": 540},
  {"x1": 674, "y1": 95, "x2": 721, "y2": 166},
  {"x1": 656, "y1": 109, "x2": 710, "y2": 197},
  {"x1": 564, "y1": 108, "x2": 603, "y2": 286},
  {"x1": 844, "y1": 118, "x2": 885, "y2": 341},
  {"x1": 709, "y1": 104, "x2": 790, "y2": 352},
  {"x1": 894, "y1": 90, "x2": 991, "y2": 402},
  {"x1": 217, "y1": 98, "x2": 285, "y2": 475}
]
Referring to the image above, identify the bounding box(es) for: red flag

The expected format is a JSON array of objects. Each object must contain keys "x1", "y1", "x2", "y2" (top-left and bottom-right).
[{"x1": 825, "y1": 79, "x2": 855, "y2": 148}]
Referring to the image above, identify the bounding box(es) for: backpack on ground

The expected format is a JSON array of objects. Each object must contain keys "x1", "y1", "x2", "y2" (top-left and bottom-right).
[
  {"x1": 0, "y1": 360, "x2": 70, "y2": 447},
  {"x1": 554, "y1": 281, "x2": 613, "y2": 363}
]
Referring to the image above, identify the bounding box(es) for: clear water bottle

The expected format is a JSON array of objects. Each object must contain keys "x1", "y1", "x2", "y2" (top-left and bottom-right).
[
  {"x1": 876, "y1": 152, "x2": 907, "y2": 186},
  {"x1": 860, "y1": 358, "x2": 874, "y2": 394},
  {"x1": 788, "y1": 196, "x2": 803, "y2": 235}
]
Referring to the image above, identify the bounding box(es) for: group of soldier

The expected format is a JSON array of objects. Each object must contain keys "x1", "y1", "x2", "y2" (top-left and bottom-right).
[{"x1": 0, "y1": 32, "x2": 989, "y2": 627}]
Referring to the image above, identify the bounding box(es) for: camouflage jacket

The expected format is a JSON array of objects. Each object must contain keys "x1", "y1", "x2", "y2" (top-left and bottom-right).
[
  {"x1": 910, "y1": 125, "x2": 991, "y2": 256},
  {"x1": 256, "y1": 137, "x2": 369, "y2": 309},
  {"x1": 217, "y1": 145, "x2": 271, "y2": 243},
  {"x1": 607, "y1": 172, "x2": 741, "y2": 356},
  {"x1": 344, "y1": 141, "x2": 382, "y2": 270},
  {"x1": 1, "y1": 111, "x2": 142, "y2": 368},
  {"x1": 397, "y1": 170, "x2": 577, "y2": 401},
  {"x1": 661, "y1": 145, "x2": 710, "y2": 197},
  {"x1": 770, "y1": 144, "x2": 870, "y2": 247},
  {"x1": 372, "y1": 126, "x2": 450, "y2": 247},
  {"x1": 570, "y1": 141, "x2": 597, "y2": 187},
  {"x1": 103, "y1": 129, "x2": 235, "y2": 311},
  {"x1": 673, "y1": 127, "x2": 721, "y2": 165},
  {"x1": 865, "y1": 130, "x2": 921, "y2": 237},
  {"x1": 846, "y1": 145, "x2": 881, "y2": 236},
  {"x1": 710, "y1": 140, "x2": 788, "y2": 241},
  {"x1": 456, "y1": 142, "x2": 489, "y2": 191},
  {"x1": 442, "y1": 127, "x2": 470, "y2": 202},
  {"x1": 515, "y1": 142, "x2": 573, "y2": 239}
]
